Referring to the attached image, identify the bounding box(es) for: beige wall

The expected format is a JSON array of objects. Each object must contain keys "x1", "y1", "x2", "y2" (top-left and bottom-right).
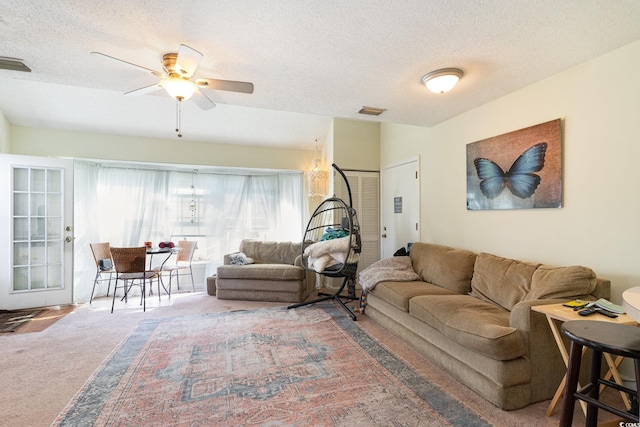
[
  {"x1": 9, "y1": 124, "x2": 319, "y2": 221},
  {"x1": 7, "y1": 38, "x2": 640, "y2": 306},
  {"x1": 307, "y1": 121, "x2": 334, "y2": 215},
  {"x1": 333, "y1": 118, "x2": 380, "y2": 171},
  {"x1": 0, "y1": 111, "x2": 10, "y2": 153},
  {"x1": 10, "y1": 126, "x2": 314, "y2": 171},
  {"x1": 6, "y1": 118, "x2": 377, "y2": 230},
  {"x1": 381, "y1": 39, "x2": 640, "y2": 304}
]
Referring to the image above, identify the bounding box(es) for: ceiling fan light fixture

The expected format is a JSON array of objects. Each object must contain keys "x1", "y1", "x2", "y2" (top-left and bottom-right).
[
  {"x1": 161, "y1": 76, "x2": 196, "y2": 100},
  {"x1": 421, "y1": 68, "x2": 463, "y2": 94}
]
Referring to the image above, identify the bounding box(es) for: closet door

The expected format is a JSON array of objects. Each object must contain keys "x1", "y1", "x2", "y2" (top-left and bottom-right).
[{"x1": 335, "y1": 170, "x2": 380, "y2": 285}]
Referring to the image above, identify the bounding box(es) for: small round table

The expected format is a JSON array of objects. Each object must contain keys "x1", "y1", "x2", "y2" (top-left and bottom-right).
[
  {"x1": 560, "y1": 320, "x2": 640, "y2": 427},
  {"x1": 623, "y1": 286, "x2": 640, "y2": 323}
]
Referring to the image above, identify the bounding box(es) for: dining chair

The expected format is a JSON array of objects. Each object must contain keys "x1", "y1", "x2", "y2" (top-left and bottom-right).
[
  {"x1": 89, "y1": 242, "x2": 115, "y2": 303},
  {"x1": 161, "y1": 240, "x2": 197, "y2": 293},
  {"x1": 110, "y1": 246, "x2": 158, "y2": 313}
]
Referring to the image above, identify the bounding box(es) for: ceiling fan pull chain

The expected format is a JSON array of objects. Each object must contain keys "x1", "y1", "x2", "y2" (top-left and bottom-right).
[{"x1": 176, "y1": 99, "x2": 183, "y2": 138}]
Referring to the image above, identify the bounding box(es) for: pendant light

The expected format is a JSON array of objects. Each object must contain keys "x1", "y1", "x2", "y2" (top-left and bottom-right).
[{"x1": 307, "y1": 140, "x2": 328, "y2": 197}]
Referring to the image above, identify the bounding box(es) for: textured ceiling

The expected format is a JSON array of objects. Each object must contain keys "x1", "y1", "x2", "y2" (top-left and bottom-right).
[{"x1": 1, "y1": 0, "x2": 640, "y2": 150}]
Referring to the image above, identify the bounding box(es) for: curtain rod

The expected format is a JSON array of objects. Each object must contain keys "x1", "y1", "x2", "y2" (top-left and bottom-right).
[{"x1": 74, "y1": 159, "x2": 301, "y2": 177}]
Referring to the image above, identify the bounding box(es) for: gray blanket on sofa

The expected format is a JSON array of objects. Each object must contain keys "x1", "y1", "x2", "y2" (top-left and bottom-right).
[{"x1": 359, "y1": 256, "x2": 420, "y2": 292}]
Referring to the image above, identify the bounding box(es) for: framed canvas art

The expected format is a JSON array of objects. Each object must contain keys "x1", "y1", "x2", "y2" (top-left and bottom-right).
[{"x1": 466, "y1": 118, "x2": 562, "y2": 210}]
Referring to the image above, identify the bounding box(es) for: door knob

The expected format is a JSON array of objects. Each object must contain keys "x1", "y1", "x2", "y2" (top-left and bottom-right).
[
  {"x1": 381, "y1": 234, "x2": 387, "y2": 238},
  {"x1": 65, "y1": 236, "x2": 73, "y2": 242}
]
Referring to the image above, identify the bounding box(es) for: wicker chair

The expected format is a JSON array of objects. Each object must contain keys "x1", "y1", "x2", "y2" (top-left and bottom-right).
[
  {"x1": 160, "y1": 240, "x2": 197, "y2": 293},
  {"x1": 89, "y1": 242, "x2": 115, "y2": 303},
  {"x1": 288, "y1": 164, "x2": 361, "y2": 320},
  {"x1": 110, "y1": 246, "x2": 158, "y2": 313}
]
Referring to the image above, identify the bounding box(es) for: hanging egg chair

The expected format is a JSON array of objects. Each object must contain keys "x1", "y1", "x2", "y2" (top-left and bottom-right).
[{"x1": 288, "y1": 164, "x2": 361, "y2": 320}]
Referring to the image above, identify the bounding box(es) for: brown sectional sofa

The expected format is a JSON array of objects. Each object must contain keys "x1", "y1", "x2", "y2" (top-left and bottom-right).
[
  {"x1": 215, "y1": 239, "x2": 315, "y2": 303},
  {"x1": 364, "y1": 242, "x2": 610, "y2": 410}
]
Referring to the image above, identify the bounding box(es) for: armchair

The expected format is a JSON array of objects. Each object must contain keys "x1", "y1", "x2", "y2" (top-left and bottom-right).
[{"x1": 216, "y1": 239, "x2": 315, "y2": 303}]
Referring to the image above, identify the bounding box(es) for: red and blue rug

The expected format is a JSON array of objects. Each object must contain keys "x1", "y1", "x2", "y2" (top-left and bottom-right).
[{"x1": 52, "y1": 305, "x2": 489, "y2": 426}]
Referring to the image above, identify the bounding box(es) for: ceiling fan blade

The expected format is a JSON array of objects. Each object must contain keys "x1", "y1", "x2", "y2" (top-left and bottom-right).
[
  {"x1": 191, "y1": 88, "x2": 216, "y2": 110},
  {"x1": 175, "y1": 44, "x2": 203, "y2": 78},
  {"x1": 124, "y1": 83, "x2": 163, "y2": 96},
  {"x1": 196, "y1": 78, "x2": 254, "y2": 94},
  {"x1": 91, "y1": 52, "x2": 164, "y2": 77}
]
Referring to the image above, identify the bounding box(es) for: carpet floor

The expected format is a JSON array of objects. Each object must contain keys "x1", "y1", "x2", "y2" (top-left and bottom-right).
[
  {"x1": 52, "y1": 305, "x2": 490, "y2": 426},
  {"x1": 0, "y1": 289, "x2": 610, "y2": 426}
]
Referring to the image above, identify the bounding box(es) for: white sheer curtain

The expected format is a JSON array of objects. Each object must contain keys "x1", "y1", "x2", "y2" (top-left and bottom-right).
[{"x1": 74, "y1": 161, "x2": 305, "y2": 302}]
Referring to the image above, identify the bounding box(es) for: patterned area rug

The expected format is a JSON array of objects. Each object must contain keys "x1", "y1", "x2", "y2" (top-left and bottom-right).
[{"x1": 52, "y1": 306, "x2": 490, "y2": 426}]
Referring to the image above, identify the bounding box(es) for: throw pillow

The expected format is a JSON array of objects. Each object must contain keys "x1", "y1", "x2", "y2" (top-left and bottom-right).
[
  {"x1": 470, "y1": 253, "x2": 540, "y2": 311},
  {"x1": 525, "y1": 265, "x2": 596, "y2": 300},
  {"x1": 229, "y1": 252, "x2": 255, "y2": 265}
]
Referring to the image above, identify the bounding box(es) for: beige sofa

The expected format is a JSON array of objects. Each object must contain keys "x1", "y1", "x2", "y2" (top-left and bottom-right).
[
  {"x1": 215, "y1": 239, "x2": 315, "y2": 303},
  {"x1": 363, "y1": 242, "x2": 610, "y2": 410}
]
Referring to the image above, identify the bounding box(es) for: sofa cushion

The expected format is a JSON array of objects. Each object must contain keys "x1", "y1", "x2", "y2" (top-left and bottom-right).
[
  {"x1": 409, "y1": 294, "x2": 526, "y2": 361},
  {"x1": 470, "y1": 253, "x2": 540, "y2": 311},
  {"x1": 409, "y1": 243, "x2": 476, "y2": 294},
  {"x1": 371, "y1": 281, "x2": 458, "y2": 312},
  {"x1": 525, "y1": 265, "x2": 597, "y2": 300},
  {"x1": 217, "y1": 264, "x2": 305, "y2": 281},
  {"x1": 216, "y1": 278, "x2": 305, "y2": 293},
  {"x1": 239, "y1": 240, "x2": 301, "y2": 265}
]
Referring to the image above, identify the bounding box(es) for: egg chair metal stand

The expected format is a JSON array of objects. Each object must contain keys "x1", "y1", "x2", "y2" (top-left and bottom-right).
[{"x1": 288, "y1": 164, "x2": 361, "y2": 320}]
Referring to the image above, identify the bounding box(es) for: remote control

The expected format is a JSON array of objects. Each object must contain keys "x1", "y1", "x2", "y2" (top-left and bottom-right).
[
  {"x1": 578, "y1": 307, "x2": 597, "y2": 316},
  {"x1": 595, "y1": 307, "x2": 618, "y2": 318}
]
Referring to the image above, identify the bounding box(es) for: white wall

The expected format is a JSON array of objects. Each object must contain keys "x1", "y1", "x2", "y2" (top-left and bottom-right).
[{"x1": 381, "y1": 39, "x2": 640, "y2": 304}]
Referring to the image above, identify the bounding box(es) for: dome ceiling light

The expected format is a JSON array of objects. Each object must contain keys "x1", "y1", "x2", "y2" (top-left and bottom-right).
[{"x1": 421, "y1": 68, "x2": 464, "y2": 94}]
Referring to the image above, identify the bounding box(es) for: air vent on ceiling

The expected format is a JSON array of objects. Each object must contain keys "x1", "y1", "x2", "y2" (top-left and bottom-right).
[
  {"x1": 358, "y1": 106, "x2": 386, "y2": 116},
  {"x1": 0, "y1": 56, "x2": 31, "y2": 72}
]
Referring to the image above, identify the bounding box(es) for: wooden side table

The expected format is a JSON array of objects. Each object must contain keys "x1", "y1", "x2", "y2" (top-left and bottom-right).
[{"x1": 532, "y1": 302, "x2": 636, "y2": 416}]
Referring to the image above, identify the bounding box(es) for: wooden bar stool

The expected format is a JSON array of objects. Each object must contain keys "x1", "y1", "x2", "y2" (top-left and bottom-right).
[{"x1": 560, "y1": 320, "x2": 640, "y2": 427}]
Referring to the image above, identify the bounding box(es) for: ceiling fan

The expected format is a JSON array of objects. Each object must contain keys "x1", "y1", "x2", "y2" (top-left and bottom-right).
[{"x1": 91, "y1": 44, "x2": 254, "y2": 137}]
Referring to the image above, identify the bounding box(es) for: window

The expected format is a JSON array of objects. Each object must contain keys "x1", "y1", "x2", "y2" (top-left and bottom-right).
[{"x1": 73, "y1": 161, "x2": 305, "y2": 302}]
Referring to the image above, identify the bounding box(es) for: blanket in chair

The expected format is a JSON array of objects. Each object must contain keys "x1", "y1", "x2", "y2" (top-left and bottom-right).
[
  {"x1": 359, "y1": 256, "x2": 420, "y2": 292},
  {"x1": 304, "y1": 236, "x2": 351, "y2": 273}
]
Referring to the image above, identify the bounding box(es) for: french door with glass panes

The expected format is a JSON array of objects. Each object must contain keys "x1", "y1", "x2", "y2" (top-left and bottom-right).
[{"x1": 0, "y1": 154, "x2": 74, "y2": 310}]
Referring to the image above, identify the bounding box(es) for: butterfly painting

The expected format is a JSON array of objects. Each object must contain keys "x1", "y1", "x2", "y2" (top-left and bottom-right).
[
  {"x1": 474, "y1": 142, "x2": 547, "y2": 199},
  {"x1": 466, "y1": 119, "x2": 562, "y2": 210}
]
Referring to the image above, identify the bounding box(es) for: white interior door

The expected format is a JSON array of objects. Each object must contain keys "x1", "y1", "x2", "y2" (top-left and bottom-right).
[
  {"x1": 381, "y1": 158, "x2": 420, "y2": 259},
  {"x1": 0, "y1": 154, "x2": 74, "y2": 310}
]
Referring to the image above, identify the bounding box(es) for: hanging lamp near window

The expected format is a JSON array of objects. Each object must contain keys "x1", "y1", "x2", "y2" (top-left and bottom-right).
[
  {"x1": 189, "y1": 170, "x2": 197, "y2": 222},
  {"x1": 307, "y1": 140, "x2": 328, "y2": 197}
]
